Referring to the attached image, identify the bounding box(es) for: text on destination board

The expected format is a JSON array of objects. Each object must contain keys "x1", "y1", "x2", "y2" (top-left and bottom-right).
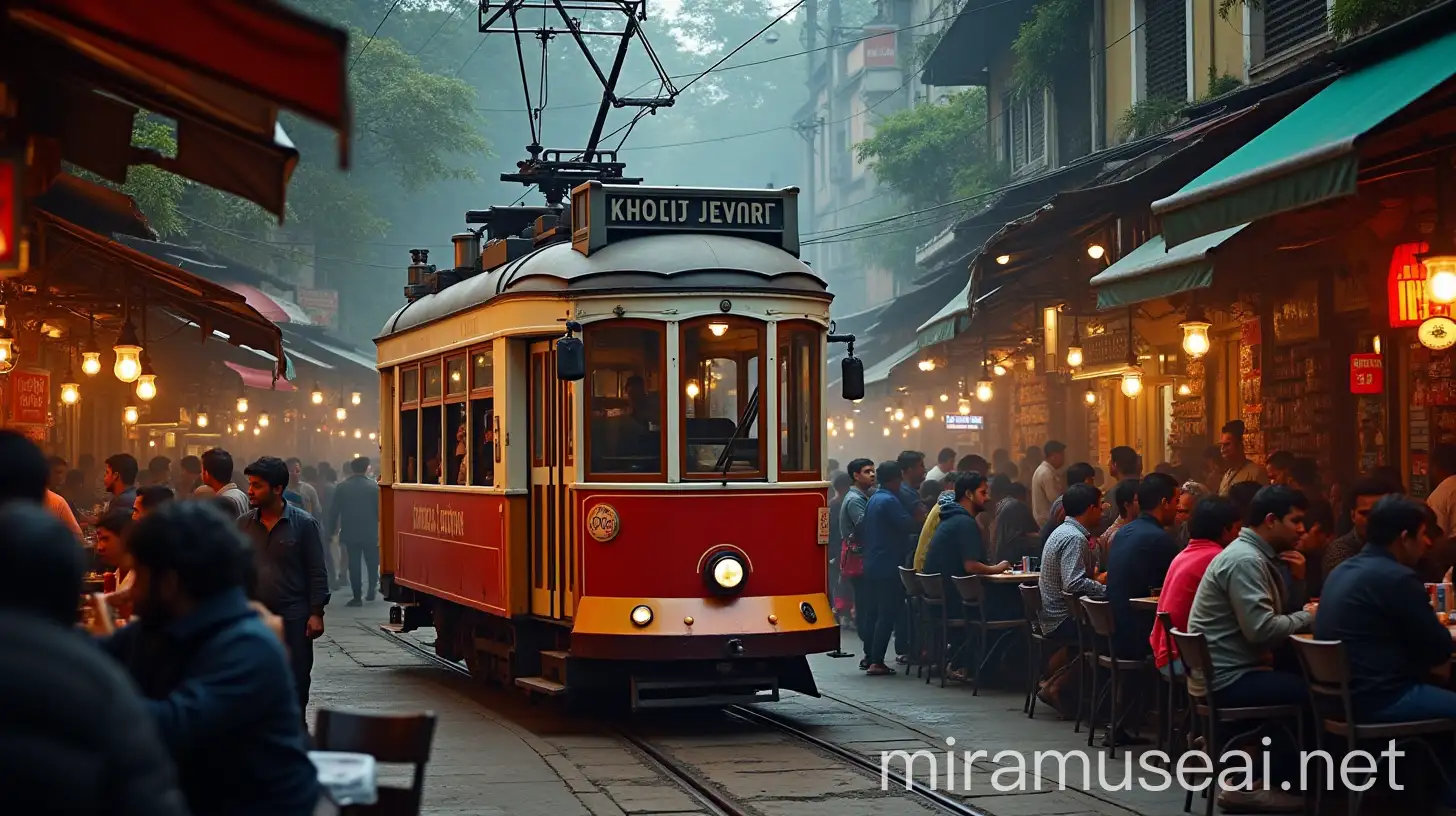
[
  {"x1": 608, "y1": 196, "x2": 780, "y2": 228},
  {"x1": 412, "y1": 504, "x2": 466, "y2": 539}
]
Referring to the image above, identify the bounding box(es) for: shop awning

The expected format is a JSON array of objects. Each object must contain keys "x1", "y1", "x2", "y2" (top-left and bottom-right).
[
  {"x1": 225, "y1": 361, "x2": 296, "y2": 391},
  {"x1": 1088, "y1": 225, "x2": 1248, "y2": 310},
  {"x1": 221, "y1": 282, "x2": 313, "y2": 326},
  {"x1": 1153, "y1": 28, "x2": 1456, "y2": 249},
  {"x1": 918, "y1": 0, "x2": 1034, "y2": 87},
  {"x1": 917, "y1": 280, "x2": 971, "y2": 348},
  {"x1": 864, "y1": 341, "x2": 920, "y2": 386}
]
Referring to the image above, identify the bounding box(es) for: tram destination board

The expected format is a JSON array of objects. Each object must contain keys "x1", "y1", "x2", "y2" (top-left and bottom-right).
[{"x1": 571, "y1": 180, "x2": 799, "y2": 257}]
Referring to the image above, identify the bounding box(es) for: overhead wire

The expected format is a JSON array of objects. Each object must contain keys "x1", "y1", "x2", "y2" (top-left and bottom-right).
[
  {"x1": 413, "y1": 1, "x2": 463, "y2": 55},
  {"x1": 350, "y1": 0, "x2": 405, "y2": 73}
]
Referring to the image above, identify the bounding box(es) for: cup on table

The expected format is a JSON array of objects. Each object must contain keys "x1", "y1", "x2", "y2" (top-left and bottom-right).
[{"x1": 1150, "y1": 586, "x2": 1162, "y2": 598}]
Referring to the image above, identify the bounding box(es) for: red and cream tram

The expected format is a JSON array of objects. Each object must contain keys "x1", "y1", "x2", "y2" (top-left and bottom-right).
[{"x1": 375, "y1": 181, "x2": 853, "y2": 708}]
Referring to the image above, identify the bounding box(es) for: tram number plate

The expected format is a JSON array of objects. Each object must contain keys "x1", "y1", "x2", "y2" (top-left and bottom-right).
[{"x1": 817, "y1": 507, "x2": 830, "y2": 546}]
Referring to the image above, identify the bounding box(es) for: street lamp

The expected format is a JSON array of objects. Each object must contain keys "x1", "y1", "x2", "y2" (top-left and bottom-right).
[{"x1": 195, "y1": 406, "x2": 209, "y2": 428}]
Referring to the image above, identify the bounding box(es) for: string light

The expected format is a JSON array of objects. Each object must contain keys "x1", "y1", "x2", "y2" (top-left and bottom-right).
[
  {"x1": 135, "y1": 354, "x2": 157, "y2": 401},
  {"x1": 259, "y1": 412, "x2": 271, "y2": 428},
  {"x1": 310, "y1": 383, "x2": 324, "y2": 405}
]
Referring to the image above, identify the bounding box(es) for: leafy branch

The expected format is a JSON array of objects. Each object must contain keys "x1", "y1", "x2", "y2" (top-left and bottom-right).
[
  {"x1": 1011, "y1": 0, "x2": 1092, "y2": 97},
  {"x1": 1329, "y1": 0, "x2": 1438, "y2": 38}
]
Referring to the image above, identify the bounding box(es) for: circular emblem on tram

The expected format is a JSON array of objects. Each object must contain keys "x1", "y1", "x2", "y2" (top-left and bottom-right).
[
  {"x1": 1421, "y1": 316, "x2": 1456, "y2": 350},
  {"x1": 586, "y1": 503, "x2": 620, "y2": 542}
]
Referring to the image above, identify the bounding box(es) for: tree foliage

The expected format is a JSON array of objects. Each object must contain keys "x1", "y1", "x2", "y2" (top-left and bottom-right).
[
  {"x1": 854, "y1": 89, "x2": 996, "y2": 212},
  {"x1": 1011, "y1": 0, "x2": 1092, "y2": 97},
  {"x1": 1329, "y1": 0, "x2": 1439, "y2": 38}
]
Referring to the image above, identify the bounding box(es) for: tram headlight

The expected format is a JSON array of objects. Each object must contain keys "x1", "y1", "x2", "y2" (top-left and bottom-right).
[
  {"x1": 705, "y1": 552, "x2": 747, "y2": 595},
  {"x1": 630, "y1": 604, "x2": 653, "y2": 627}
]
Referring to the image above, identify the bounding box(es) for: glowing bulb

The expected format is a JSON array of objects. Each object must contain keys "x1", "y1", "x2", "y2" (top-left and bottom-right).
[
  {"x1": 236, "y1": 396, "x2": 249, "y2": 414},
  {"x1": 686, "y1": 379, "x2": 701, "y2": 398},
  {"x1": 351, "y1": 391, "x2": 362, "y2": 406},
  {"x1": 844, "y1": 419, "x2": 854, "y2": 431},
  {"x1": 827, "y1": 418, "x2": 835, "y2": 431},
  {"x1": 1087, "y1": 244, "x2": 1106, "y2": 260},
  {"x1": 123, "y1": 405, "x2": 140, "y2": 425},
  {"x1": 60, "y1": 380, "x2": 80, "y2": 405},
  {"x1": 259, "y1": 413, "x2": 271, "y2": 428},
  {"x1": 1066, "y1": 345, "x2": 1084, "y2": 368},
  {"x1": 883, "y1": 427, "x2": 891, "y2": 437},
  {"x1": 369, "y1": 432, "x2": 377, "y2": 441},
  {"x1": 135, "y1": 374, "x2": 157, "y2": 402},
  {"x1": 1428, "y1": 259, "x2": 1456, "y2": 304},
  {"x1": 708, "y1": 321, "x2": 729, "y2": 337},
  {"x1": 1373, "y1": 335, "x2": 1382, "y2": 355},
  {"x1": 1025, "y1": 355, "x2": 1036, "y2": 372},
  {"x1": 0, "y1": 333, "x2": 15, "y2": 374},
  {"x1": 1178, "y1": 382, "x2": 1192, "y2": 396},
  {"x1": 354, "y1": 429, "x2": 363, "y2": 439},
  {"x1": 81, "y1": 351, "x2": 101, "y2": 377},
  {"x1": 893, "y1": 408, "x2": 905, "y2": 422},
  {"x1": 1084, "y1": 388, "x2": 1098, "y2": 405},
  {"x1": 995, "y1": 254, "x2": 1011, "y2": 265},
  {"x1": 195, "y1": 409, "x2": 209, "y2": 428},
  {"x1": 976, "y1": 379, "x2": 994, "y2": 402},
  {"x1": 236, "y1": 420, "x2": 247, "y2": 432},
  {"x1": 939, "y1": 393, "x2": 949, "y2": 402},
  {"x1": 923, "y1": 405, "x2": 934, "y2": 420},
  {"x1": 993, "y1": 364, "x2": 1007, "y2": 377},
  {"x1": 336, "y1": 405, "x2": 348, "y2": 422},
  {"x1": 112, "y1": 329, "x2": 142, "y2": 382},
  {"x1": 310, "y1": 384, "x2": 324, "y2": 405},
  {"x1": 830, "y1": 428, "x2": 839, "y2": 437},
  {"x1": 1180, "y1": 321, "x2": 1212, "y2": 359},
  {"x1": 958, "y1": 399, "x2": 971, "y2": 415},
  {"x1": 910, "y1": 416, "x2": 921, "y2": 429},
  {"x1": 1121, "y1": 368, "x2": 1144, "y2": 398},
  {"x1": 253, "y1": 426, "x2": 261, "y2": 436}
]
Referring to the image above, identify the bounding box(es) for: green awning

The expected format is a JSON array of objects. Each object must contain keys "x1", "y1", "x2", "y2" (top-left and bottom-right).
[
  {"x1": 1152, "y1": 29, "x2": 1456, "y2": 249},
  {"x1": 1089, "y1": 225, "x2": 1247, "y2": 310},
  {"x1": 864, "y1": 341, "x2": 920, "y2": 386},
  {"x1": 916, "y1": 281, "x2": 971, "y2": 348}
]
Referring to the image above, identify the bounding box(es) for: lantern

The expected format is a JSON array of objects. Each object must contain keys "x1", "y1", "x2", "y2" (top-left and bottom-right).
[
  {"x1": 195, "y1": 407, "x2": 209, "y2": 428},
  {"x1": 236, "y1": 395, "x2": 249, "y2": 414},
  {"x1": 893, "y1": 407, "x2": 905, "y2": 422},
  {"x1": 1428, "y1": 256, "x2": 1456, "y2": 304},
  {"x1": 335, "y1": 396, "x2": 348, "y2": 422},
  {"x1": 135, "y1": 354, "x2": 157, "y2": 402},
  {"x1": 351, "y1": 391, "x2": 362, "y2": 406},
  {"x1": 354, "y1": 429, "x2": 362, "y2": 439},
  {"x1": 0, "y1": 325, "x2": 16, "y2": 374},
  {"x1": 236, "y1": 419, "x2": 247, "y2": 433},
  {"x1": 975, "y1": 378, "x2": 993, "y2": 402},
  {"x1": 1180, "y1": 320, "x2": 1212, "y2": 359},
  {"x1": 1066, "y1": 318, "x2": 1084, "y2": 368},
  {"x1": 310, "y1": 383, "x2": 324, "y2": 405},
  {"x1": 112, "y1": 319, "x2": 142, "y2": 383},
  {"x1": 958, "y1": 398, "x2": 971, "y2": 415},
  {"x1": 1084, "y1": 388, "x2": 1097, "y2": 405},
  {"x1": 60, "y1": 367, "x2": 80, "y2": 406},
  {"x1": 123, "y1": 405, "x2": 139, "y2": 425},
  {"x1": 259, "y1": 412, "x2": 271, "y2": 428},
  {"x1": 844, "y1": 419, "x2": 855, "y2": 432},
  {"x1": 923, "y1": 405, "x2": 934, "y2": 420},
  {"x1": 1121, "y1": 367, "x2": 1144, "y2": 398},
  {"x1": 81, "y1": 350, "x2": 101, "y2": 377}
]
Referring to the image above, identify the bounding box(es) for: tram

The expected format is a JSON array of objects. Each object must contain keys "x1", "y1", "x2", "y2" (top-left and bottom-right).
[{"x1": 375, "y1": 178, "x2": 860, "y2": 708}]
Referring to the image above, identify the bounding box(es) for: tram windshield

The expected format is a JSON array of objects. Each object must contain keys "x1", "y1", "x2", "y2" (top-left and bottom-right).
[
  {"x1": 585, "y1": 323, "x2": 664, "y2": 478},
  {"x1": 682, "y1": 318, "x2": 763, "y2": 477}
]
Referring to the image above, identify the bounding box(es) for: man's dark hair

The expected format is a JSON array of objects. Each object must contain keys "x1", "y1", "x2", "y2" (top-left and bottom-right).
[
  {"x1": 1063, "y1": 483, "x2": 1102, "y2": 518},
  {"x1": 1228, "y1": 480, "x2": 1263, "y2": 516},
  {"x1": 989, "y1": 473, "x2": 1014, "y2": 502},
  {"x1": 956, "y1": 454, "x2": 988, "y2": 474},
  {"x1": 1109, "y1": 446, "x2": 1140, "y2": 476},
  {"x1": 1136, "y1": 472, "x2": 1179, "y2": 512},
  {"x1": 877, "y1": 461, "x2": 902, "y2": 486},
  {"x1": 1366, "y1": 495, "x2": 1429, "y2": 549},
  {"x1": 936, "y1": 447, "x2": 956, "y2": 466},
  {"x1": 954, "y1": 472, "x2": 987, "y2": 502},
  {"x1": 1247, "y1": 484, "x2": 1309, "y2": 527},
  {"x1": 847, "y1": 458, "x2": 874, "y2": 477},
  {"x1": 1290, "y1": 457, "x2": 1320, "y2": 488},
  {"x1": 136, "y1": 484, "x2": 175, "y2": 512},
  {"x1": 827, "y1": 459, "x2": 840, "y2": 472},
  {"x1": 105, "y1": 453, "x2": 139, "y2": 486},
  {"x1": 0, "y1": 431, "x2": 49, "y2": 504},
  {"x1": 46, "y1": 455, "x2": 67, "y2": 470},
  {"x1": 1432, "y1": 444, "x2": 1456, "y2": 479},
  {"x1": 1066, "y1": 461, "x2": 1096, "y2": 486},
  {"x1": 301, "y1": 465, "x2": 319, "y2": 482},
  {"x1": 180, "y1": 455, "x2": 202, "y2": 476},
  {"x1": 896, "y1": 451, "x2": 925, "y2": 471},
  {"x1": 1043, "y1": 440, "x2": 1067, "y2": 457},
  {"x1": 350, "y1": 457, "x2": 371, "y2": 475},
  {"x1": 1303, "y1": 491, "x2": 1335, "y2": 533},
  {"x1": 147, "y1": 456, "x2": 171, "y2": 476},
  {"x1": 831, "y1": 471, "x2": 852, "y2": 493},
  {"x1": 919, "y1": 479, "x2": 944, "y2": 501},
  {"x1": 285, "y1": 457, "x2": 302, "y2": 469},
  {"x1": 128, "y1": 502, "x2": 250, "y2": 601},
  {"x1": 1024, "y1": 445, "x2": 1043, "y2": 459},
  {"x1": 1007, "y1": 482, "x2": 1029, "y2": 501},
  {"x1": 96, "y1": 508, "x2": 133, "y2": 536},
  {"x1": 0, "y1": 504, "x2": 85, "y2": 625},
  {"x1": 244, "y1": 456, "x2": 290, "y2": 490},
  {"x1": 1222, "y1": 419, "x2": 1246, "y2": 438},
  {"x1": 1347, "y1": 477, "x2": 1393, "y2": 504},
  {"x1": 1113, "y1": 478, "x2": 1141, "y2": 516},
  {"x1": 1266, "y1": 450, "x2": 1297, "y2": 472},
  {"x1": 201, "y1": 449, "x2": 234, "y2": 485},
  {"x1": 1189, "y1": 496, "x2": 1242, "y2": 542}
]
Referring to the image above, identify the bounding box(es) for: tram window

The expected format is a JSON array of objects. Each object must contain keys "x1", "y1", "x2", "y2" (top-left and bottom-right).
[
  {"x1": 471, "y1": 347, "x2": 493, "y2": 392},
  {"x1": 682, "y1": 318, "x2": 764, "y2": 477},
  {"x1": 471, "y1": 396, "x2": 495, "y2": 486},
  {"x1": 584, "y1": 322, "x2": 664, "y2": 478},
  {"x1": 778, "y1": 322, "x2": 822, "y2": 478},
  {"x1": 446, "y1": 356, "x2": 466, "y2": 397},
  {"x1": 421, "y1": 404, "x2": 444, "y2": 484},
  {"x1": 401, "y1": 368, "x2": 419, "y2": 404},
  {"x1": 399, "y1": 408, "x2": 419, "y2": 483},
  {"x1": 446, "y1": 402, "x2": 467, "y2": 485},
  {"x1": 423, "y1": 362, "x2": 443, "y2": 401}
]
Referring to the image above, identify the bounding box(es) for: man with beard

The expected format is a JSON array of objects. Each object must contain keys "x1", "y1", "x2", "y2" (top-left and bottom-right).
[
  {"x1": 100, "y1": 502, "x2": 321, "y2": 816},
  {"x1": 240, "y1": 456, "x2": 329, "y2": 712}
]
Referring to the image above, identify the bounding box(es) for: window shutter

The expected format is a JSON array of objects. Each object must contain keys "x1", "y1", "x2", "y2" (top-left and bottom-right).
[
  {"x1": 1265, "y1": 0, "x2": 1328, "y2": 59},
  {"x1": 1145, "y1": 0, "x2": 1188, "y2": 101}
]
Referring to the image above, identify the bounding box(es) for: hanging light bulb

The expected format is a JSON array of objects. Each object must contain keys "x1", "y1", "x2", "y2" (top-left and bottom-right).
[
  {"x1": 134, "y1": 354, "x2": 157, "y2": 402},
  {"x1": 335, "y1": 395, "x2": 348, "y2": 422},
  {"x1": 844, "y1": 419, "x2": 855, "y2": 432},
  {"x1": 917, "y1": 359, "x2": 936, "y2": 372},
  {"x1": 1084, "y1": 388, "x2": 1098, "y2": 405},
  {"x1": 939, "y1": 393, "x2": 949, "y2": 402},
  {"x1": 354, "y1": 429, "x2": 363, "y2": 439},
  {"x1": 1121, "y1": 367, "x2": 1144, "y2": 398},
  {"x1": 310, "y1": 383, "x2": 324, "y2": 405},
  {"x1": 123, "y1": 405, "x2": 140, "y2": 425},
  {"x1": 351, "y1": 391, "x2": 362, "y2": 406},
  {"x1": 1429, "y1": 259, "x2": 1456, "y2": 304},
  {"x1": 0, "y1": 325, "x2": 17, "y2": 374},
  {"x1": 1180, "y1": 307, "x2": 1212, "y2": 359},
  {"x1": 195, "y1": 407, "x2": 209, "y2": 428},
  {"x1": 910, "y1": 416, "x2": 921, "y2": 429},
  {"x1": 958, "y1": 398, "x2": 972, "y2": 415},
  {"x1": 1087, "y1": 244, "x2": 1106, "y2": 260},
  {"x1": 60, "y1": 365, "x2": 80, "y2": 406},
  {"x1": 1067, "y1": 318, "x2": 1084, "y2": 368},
  {"x1": 923, "y1": 405, "x2": 935, "y2": 420},
  {"x1": 0, "y1": 304, "x2": 7, "y2": 330},
  {"x1": 253, "y1": 426, "x2": 261, "y2": 436},
  {"x1": 827, "y1": 418, "x2": 835, "y2": 431},
  {"x1": 883, "y1": 427, "x2": 891, "y2": 437},
  {"x1": 893, "y1": 407, "x2": 905, "y2": 422},
  {"x1": 112, "y1": 319, "x2": 142, "y2": 383},
  {"x1": 993, "y1": 363, "x2": 1007, "y2": 377},
  {"x1": 236, "y1": 394, "x2": 249, "y2": 414},
  {"x1": 975, "y1": 378, "x2": 994, "y2": 402},
  {"x1": 369, "y1": 432, "x2": 378, "y2": 441},
  {"x1": 708, "y1": 321, "x2": 729, "y2": 337},
  {"x1": 236, "y1": 419, "x2": 247, "y2": 433},
  {"x1": 258, "y1": 412, "x2": 271, "y2": 428},
  {"x1": 685, "y1": 379, "x2": 701, "y2": 398},
  {"x1": 995, "y1": 254, "x2": 1011, "y2": 265},
  {"x1": 830, "y1": 428, "x2": 839, "y2": 437},
  {"x1": 81, "y1": 350, "x2": 102, "y2": 377},
  {"x1": 1177, "y1": 382, "x2": 1193, "y2": 396}
]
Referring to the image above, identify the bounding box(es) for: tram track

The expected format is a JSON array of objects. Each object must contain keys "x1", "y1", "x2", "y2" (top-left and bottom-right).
[{"x1": 367, "y1": 622, "x2": 993, "y2": 816}]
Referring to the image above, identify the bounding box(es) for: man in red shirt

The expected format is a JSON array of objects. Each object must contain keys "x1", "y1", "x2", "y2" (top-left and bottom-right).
[{"x1": 1151, "y1": 495, "x2": 1242, "y2": 674}]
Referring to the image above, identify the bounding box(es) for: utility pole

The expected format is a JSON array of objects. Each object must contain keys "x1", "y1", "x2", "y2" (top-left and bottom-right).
[{"x1": 804, "y1": 0, "x2": 818, "y2": 265}]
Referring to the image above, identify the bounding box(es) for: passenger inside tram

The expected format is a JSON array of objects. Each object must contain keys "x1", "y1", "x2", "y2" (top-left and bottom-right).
[{"x1": 587, "y1": 325, "x2": 663, "y2": 475}]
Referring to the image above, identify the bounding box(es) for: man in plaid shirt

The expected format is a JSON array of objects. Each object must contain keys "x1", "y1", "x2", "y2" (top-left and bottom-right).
[{"x1": 1039, "y1": 483, "x2": 1107, "y2": 640}]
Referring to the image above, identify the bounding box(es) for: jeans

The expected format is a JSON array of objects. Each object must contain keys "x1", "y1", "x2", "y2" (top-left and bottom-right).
[
  {"x1": 1212, "y1": 669, "x2": 1306, "y2": 784},
  {"x1": 860, "y1": 576, "x2": 904, "y2": 667},
  {"x1": 1369, "y1": 684, "x2": 1456, "y2": 802},
  {"x1": 282, "y1": 615, "x2": 315, "y2": 715},
  {"x1": 344, "y1": 540, "x2": 379, "y2": 600}
]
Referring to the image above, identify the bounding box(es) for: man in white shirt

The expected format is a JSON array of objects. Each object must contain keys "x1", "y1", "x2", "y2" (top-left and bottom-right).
[
  {"x1": 197, "y1": 449, "x2": 250, "y2": 518},
  {"x1": 1426, "y1": 443, "x2": 1456, "y2": 542},
  {"x1": 925, "y1": 447, "x2": 956, "y2": 484},
  {"x1": 1031, "y1": 440, "x2": 1067, "y2": 525}
]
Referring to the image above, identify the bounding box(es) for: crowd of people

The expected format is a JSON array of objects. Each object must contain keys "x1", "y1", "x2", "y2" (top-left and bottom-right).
[
  {"x1": 0, "y1": 431, "x2": 381, "y2": 815},
  {"x1": 830, "y1": 420, "x2": 1456, "y2": 812}
]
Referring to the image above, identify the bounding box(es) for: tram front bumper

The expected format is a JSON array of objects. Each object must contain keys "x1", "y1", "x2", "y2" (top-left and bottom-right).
[{"x1": 569, "y1": 594, "x2": 840, "y2": 661}]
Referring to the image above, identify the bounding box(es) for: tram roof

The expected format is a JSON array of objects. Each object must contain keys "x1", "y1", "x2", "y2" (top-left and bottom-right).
[{"x1": 379, "y1": 233, "x2": 829, "y2": 338}]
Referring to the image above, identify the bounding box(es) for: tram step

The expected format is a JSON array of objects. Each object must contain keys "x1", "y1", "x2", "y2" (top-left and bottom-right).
[
  {"x1": 539, "y1": 650, "x2": 571, "y2": 685},
  {"x1": 515, "y1": 676, "x2": 567, "y2": 697}
]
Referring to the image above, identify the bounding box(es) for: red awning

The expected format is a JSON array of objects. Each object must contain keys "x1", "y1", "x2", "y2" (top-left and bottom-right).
[
  {"x1": 220, "y1": 282, "x2": 312, "y2": 325},
  {"x1": 226, "y1": 362, "x2": 295, "y2": 391}
]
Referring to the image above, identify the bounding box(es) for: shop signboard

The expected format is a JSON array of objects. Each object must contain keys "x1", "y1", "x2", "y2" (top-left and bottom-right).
[
  {"x1": 0, "y1": 153, "x2": 21, "y2": 274},
  {"x1": 863, "y1": 26, "x2": 897, "y2": 68},
  {"x1": 297, "y1": 288, "x2": 338, "y2": 329},
  {"x1": 1349, "y1": 353, "x2": 1383, "y2": 394},
  {"x1": 9, "y1": 369, "x2": 49, "y2": 425},
  {"x1": 945, "y1": 414, "x2": 984, "y2": 430}
]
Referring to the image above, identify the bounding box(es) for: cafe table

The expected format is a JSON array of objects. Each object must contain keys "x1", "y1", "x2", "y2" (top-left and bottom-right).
[
  {"x1": 1129, "y1": 596, "x2": 1160, "y2": 612},
  {"x1": 982, "y1": 571, "x2": 1039, "y2": 584}
]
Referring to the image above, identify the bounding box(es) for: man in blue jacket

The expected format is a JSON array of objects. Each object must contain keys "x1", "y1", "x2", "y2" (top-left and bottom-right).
[
  {"x1": 102, "y1": 502, "x2": 321, "y2": 816},
  {"x1": 327, "y1": 456, "x2": 381, "y2": 606},
  {"x1": 861, "y1": 461, "x2": 915, "y2": 676}
]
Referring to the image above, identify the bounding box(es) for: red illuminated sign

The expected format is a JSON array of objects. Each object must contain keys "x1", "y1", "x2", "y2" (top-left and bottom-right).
[
  {"x1": 1349, "y1": 353, "x2": 1383, "y2": 395},
  {"x1": 0, "y1": 156, "x2": 18, "y2": 273},
  {"x1": 863, "y1": 26, "x2": 897, "y2": 68},
  {"x1": 9, "y1": 370, "x2": 49, "y2": 424}
]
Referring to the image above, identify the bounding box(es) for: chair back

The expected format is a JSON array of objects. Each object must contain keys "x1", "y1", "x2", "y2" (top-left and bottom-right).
[
  {"x1": 1018, "y1": 583, "x2": 1043, "y2": 633},
  {"x1": 315, "y1": 709, "x2": 438, "y2": 816},
  {"x1": 1168, "y1": 629, "x2": 1215, "y2": 701},
  {"x1": 916, "y1": 572, "x2": 945, "y2": 601},
  {"x1": 952, "y1": 574, "x2": 985, "y2": 605},
  {"x1": 898, "y1": 565, "x2": 921, "y2": 596},
  {"x1": 1081, "y1": 597, "x2": 1116, "y2": 638},
  {"x1": 1290, "y1": 637, "x2": 1355, "y2": 724},
  {"x1": 1154, "y1": 610, "x2": 1180, "y2": 666}
]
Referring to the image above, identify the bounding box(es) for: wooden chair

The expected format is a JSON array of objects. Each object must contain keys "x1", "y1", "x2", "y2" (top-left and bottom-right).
[
  {"x1": 1062, "y1": 591, "x2": 1095, "y2": 734},
  {"x1": 1080, "y1": 598, "x2": 1150, "y2": 756},
  {"x1": 952, "y1": 574, "x2": 1030, "y2": 697},
  {"x1": 1169, "y1": 630, "x2": 1302, "y2": 816},
  {"x1": 1291, "y1": 637, "x2": 1456, "y2": 816},
  {"x1": 314, "y1": 709, "x2": 439, "y2": 816},
  {"x1": 1153, "y1": 610, "x2": 1189, "y2": 761},
  {"x1": 1018, "y1": 583, "x2": 1052, "y2": 718},
  {"x1": 897, "y1": 566, "x2": 925, "y2": 677},
  {"x1": 916, "y1": 572, "x2": 967, "y2": 687}
]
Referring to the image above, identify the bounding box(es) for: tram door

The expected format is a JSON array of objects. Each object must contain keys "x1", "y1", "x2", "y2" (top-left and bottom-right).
[{"x1": 528, "y1": 341, "x2": 575, "y2": 620}]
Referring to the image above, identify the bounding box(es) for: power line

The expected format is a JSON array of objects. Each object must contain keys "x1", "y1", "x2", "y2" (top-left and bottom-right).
[
  {"x1": 176, "y1": 212, "x2": 412, "y2": 271},
  {"x1": 350, "y1": 0, "x2": 405, "y2": 73},
  {"x1": 413, "y1": 2, "x2": 463, "y2": 56}
]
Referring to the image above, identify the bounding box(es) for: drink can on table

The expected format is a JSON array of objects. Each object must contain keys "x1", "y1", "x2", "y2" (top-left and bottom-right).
[{"x1": 1021, "y1": 556, "x2": 1031, "y2": 572}]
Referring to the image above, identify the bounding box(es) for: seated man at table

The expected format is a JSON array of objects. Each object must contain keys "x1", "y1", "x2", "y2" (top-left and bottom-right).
[
  {"x1": 1037, "y1": 483, "x2": 1106, "y2": 712},
  {"x1": 1317, "y1": 495, "x2": 1456, "y2": 724},
  {"x1": 925, "y1": 473, "x2": 1011, "y2": 678},
  {"x1": 100, "y1": 501, "x2": 321, "y2": 816},
  {"x1": 1107, "y1": 472, "x2": 1181, "y2": 660},
  {"x1": 1151, "y1": 496, "x2": 1242, "y2": 677}
]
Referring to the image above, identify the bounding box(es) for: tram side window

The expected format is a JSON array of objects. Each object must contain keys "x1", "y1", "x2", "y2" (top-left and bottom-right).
[
  {"x1": 471, "y1": 397, "x2": 495, "y2": 485},
  {"x1": 778, "y1": 323, "x2": 821, "y2": 478},
  {"x1": 399, "y1": 409, "x2": 419, "y2": 483},
  {"x1": 446, "y1": 403, "x2": 467, "y2": 485},
  {"x1": 682, "y1": 318, "x2": 763, "y2": 476},
  {"x1": 421, "y1": 404, "x2": 443, "y2": 484},
  {"x1": 585, "y1": 323, "x2": 663, "y2": 478}
]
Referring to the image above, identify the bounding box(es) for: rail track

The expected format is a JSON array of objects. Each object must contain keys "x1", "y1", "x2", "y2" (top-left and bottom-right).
[{"x1": 369, "y1": 623, "x2": 991, "y2": 816}]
